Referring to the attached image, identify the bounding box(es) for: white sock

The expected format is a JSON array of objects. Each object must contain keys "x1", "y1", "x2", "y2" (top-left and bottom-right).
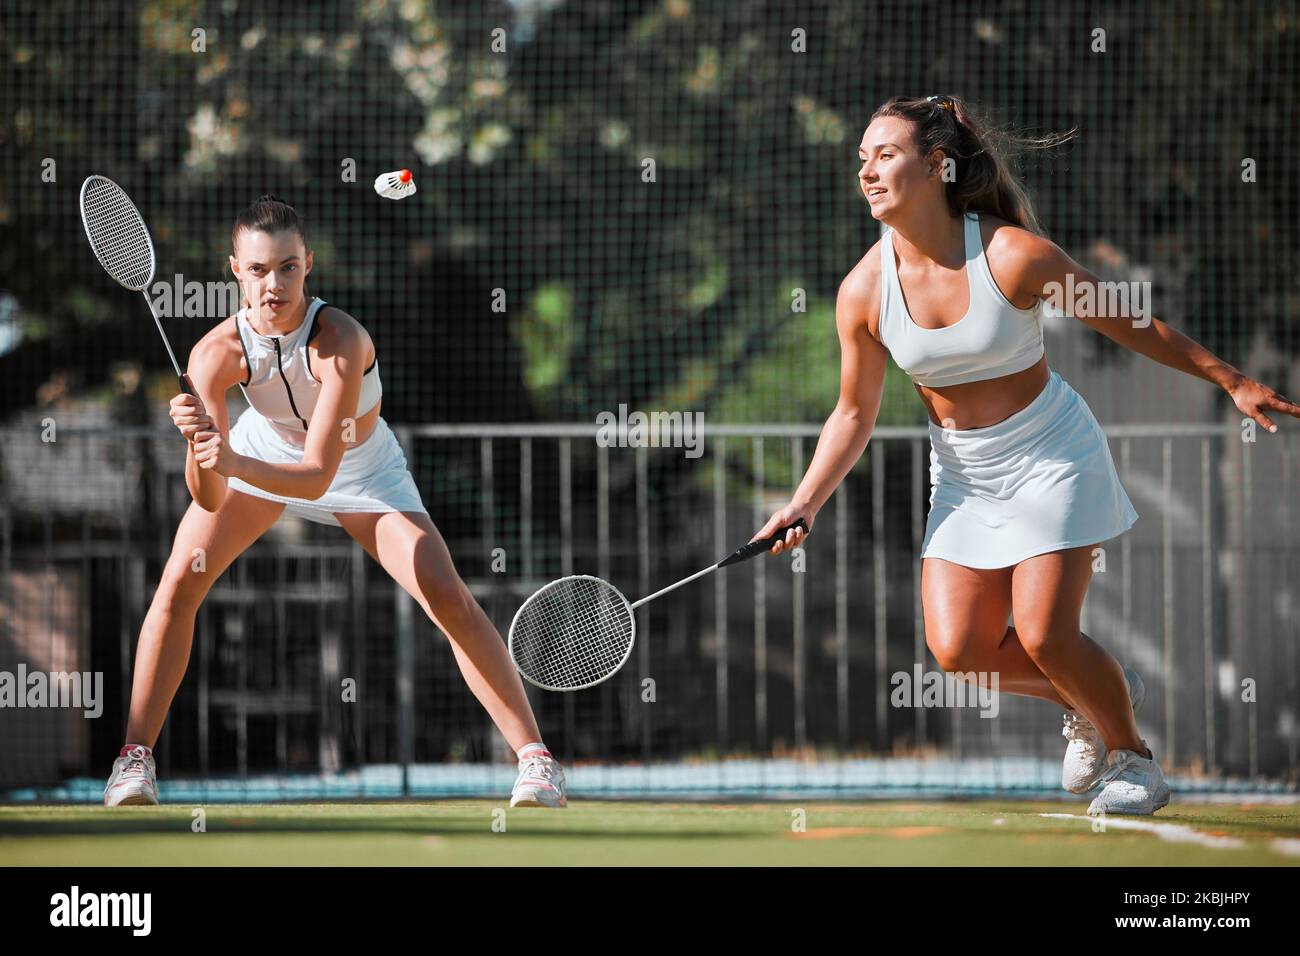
[{"x1": 516, "y1": 742, "x2": 550, "y2": 761}]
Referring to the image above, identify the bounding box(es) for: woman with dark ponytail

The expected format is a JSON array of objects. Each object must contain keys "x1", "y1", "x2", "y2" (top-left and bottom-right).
[
  {"x1": 103, "y1": 195, "x2": 567, "y2": 809},
  {"x1": 752, "y1": 94, "x2": 1298, "y2": 815}
]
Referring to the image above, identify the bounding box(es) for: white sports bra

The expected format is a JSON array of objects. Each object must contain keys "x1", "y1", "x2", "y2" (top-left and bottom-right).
[
  {"x1": 234, "y1": 297, "x2": 382, "y2": 442},
  {"x1": 878, "y1": 212, "x2": 1044, "y2": 387}
]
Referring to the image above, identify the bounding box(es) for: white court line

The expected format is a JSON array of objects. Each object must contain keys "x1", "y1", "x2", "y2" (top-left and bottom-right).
[
  {"x1": 1039, "y1": 813, "x2": 1246, "y2": 850},
  {"x1": 1269, "y1": 838, "x2": 1300, "y2": 857}
]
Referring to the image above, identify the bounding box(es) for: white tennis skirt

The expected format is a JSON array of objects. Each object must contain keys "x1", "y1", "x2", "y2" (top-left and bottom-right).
[
  {"x1": 921, "y1": 368, "x2": 1138, "y2": 569},
  {"x1": 226, "y1": 406, "x2": 429, "y2": 528}
]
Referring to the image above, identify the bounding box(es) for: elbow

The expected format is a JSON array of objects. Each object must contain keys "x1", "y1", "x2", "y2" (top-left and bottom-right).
[
  {"x1": 831, "y1": 405, "x2": 876, "y2": 442},
  {"x1": 832, "y1": 402, "x2": 869, "y2": 429},
  {"x1": 188, "y1": 472, "x2": 226, "y2": 512},
  {"x1": 306, "y1": 467, "x2": 335, "y2": 501},
  {"x1": 196, "y1": 487, "x2": 226, "y2": 513}
]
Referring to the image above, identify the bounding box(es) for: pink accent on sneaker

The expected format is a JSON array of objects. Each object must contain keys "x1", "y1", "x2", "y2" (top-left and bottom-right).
[{"x1": 119, "y1": 744, "x2": 153, "y2": 757}]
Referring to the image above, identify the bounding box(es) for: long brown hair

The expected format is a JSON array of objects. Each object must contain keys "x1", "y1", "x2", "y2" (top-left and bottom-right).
[
  {"x1": 230, "y1": 194, "x2": 308, "y2": 249},
  {"x1": 870, "y1": 95, "x2": 1075, "y2": 235}
]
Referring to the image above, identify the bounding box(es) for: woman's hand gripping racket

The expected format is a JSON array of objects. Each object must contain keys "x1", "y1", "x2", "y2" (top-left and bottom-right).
[
  {"x1": 79, "y1": 174, "x2": 195, "y2": 398},
  {"x1": 508, "y1": 519, "x2": 808, "y2": 691}
]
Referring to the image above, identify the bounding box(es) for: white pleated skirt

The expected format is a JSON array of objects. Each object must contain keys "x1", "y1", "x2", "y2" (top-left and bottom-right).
[
  {"x1": 226, "y1": 406, "x2": 429, "y2": 527},
  {"x1": 921, "y1": 368, "x2": 1138, "y2": 569}
]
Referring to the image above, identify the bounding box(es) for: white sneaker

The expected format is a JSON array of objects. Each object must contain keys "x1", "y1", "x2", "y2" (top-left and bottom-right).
[
  {"x1": 1061, "y1": 666, "x2": 1145, "y2": 793},
  {"x1": 1087, "y1": 743, "x2": 1171, "y2": 815},
  {"x1": 509, "y1": 751, "x2": 567, "y2": 808},
  {"x1": 103, "y1": 744, "x2": 159, "y2": 807}
]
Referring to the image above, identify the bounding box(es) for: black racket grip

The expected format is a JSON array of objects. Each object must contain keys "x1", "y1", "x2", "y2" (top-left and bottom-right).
[
  {"x1": 719, "y1": 519, "x2": 808, "y2": 567},
  {"x1": 176, "y1": 373, "x2": 209, "y2": 445}
]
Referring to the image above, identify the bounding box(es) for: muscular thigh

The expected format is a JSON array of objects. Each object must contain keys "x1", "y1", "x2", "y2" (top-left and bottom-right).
[
  {"x1": 1010, "y1": 544, "x2": 1095, "y2": 646},
  {"x1": 162, "y1": 490, "x2": 286, "y2": 602},
  {"x1": 334, "y1": 510, "x2": 465, "y2": 620},
  {"x1": 921, "y1": 557, "x2": 1014, "y2": 668}
]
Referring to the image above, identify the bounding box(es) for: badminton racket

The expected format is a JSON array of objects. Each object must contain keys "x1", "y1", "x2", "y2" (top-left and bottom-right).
[
  {"x1": 508, "y1": 518, "x2": 808, "y2": 691},
  {"x1": 79, "y1": 174, "x2": 193, "y2": 396}
]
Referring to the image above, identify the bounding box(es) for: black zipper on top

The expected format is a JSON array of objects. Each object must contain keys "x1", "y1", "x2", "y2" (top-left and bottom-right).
[{"x1": 272, "y1": 337, "x2": 309, "y2": 431}]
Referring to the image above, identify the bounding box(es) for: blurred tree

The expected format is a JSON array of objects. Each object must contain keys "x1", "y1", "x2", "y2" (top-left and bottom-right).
[{"x1": 0, "y1": 0, "x2": 1296, "y2": 429}]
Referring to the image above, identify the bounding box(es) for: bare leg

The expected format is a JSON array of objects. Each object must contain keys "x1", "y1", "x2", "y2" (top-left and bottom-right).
[
  {"x1": 1011, "y1": 545, "x2": 1146, "y2": 755},
  {"x1": 335, "y1": 510, "x2": 543, "y2": 750},
  {"x1": 125, "y1": 491, "x2": 286, "y2": 746},
  {"x1": 970, "y1": 625, "x2": 1088, "y2": 710},
  {"x1": 922, "y1": 557, "x2": 1077, "y2": 709}
]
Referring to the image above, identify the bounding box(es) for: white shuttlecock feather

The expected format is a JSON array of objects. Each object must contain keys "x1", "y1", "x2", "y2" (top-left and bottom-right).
[{"x1": 374, "y1": 168, "x2": 417, "y2": 200}]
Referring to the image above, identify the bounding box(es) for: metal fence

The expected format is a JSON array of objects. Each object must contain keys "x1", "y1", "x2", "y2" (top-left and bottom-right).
[{"x1": 1, "y1": 421, "x2": 1296, "y2": 789}]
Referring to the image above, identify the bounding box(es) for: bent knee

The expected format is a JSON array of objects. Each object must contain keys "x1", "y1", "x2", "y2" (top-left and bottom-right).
[
  {"x1": 421, "y1": 576, "x2": 477, "y2": 627},
  {"x1": 155, "y1": 559, "x2": 214, "y2": 613},
  {"x1": 926, "y1": 627, "x2": 1002, "y2": 673},
  {"x1": 1010, "y1": 623, "x2": 1078, "y2": 659}
]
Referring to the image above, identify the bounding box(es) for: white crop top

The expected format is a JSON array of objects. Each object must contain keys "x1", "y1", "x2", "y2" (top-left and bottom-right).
[
  {"x1": 234, "y1": 297, "x2": 382, "y2": 442},
  {"x1": 878, "y1": 212, "x2": 1044, "y2": 387}
]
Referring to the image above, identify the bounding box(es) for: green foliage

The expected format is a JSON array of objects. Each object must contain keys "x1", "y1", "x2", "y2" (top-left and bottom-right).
[
  {"x1": 0, "y1": 0, "x2": 1294, "y2": 421},
  {"x1": 515, "y1": 282, "x2": 575, "y2": 404}
]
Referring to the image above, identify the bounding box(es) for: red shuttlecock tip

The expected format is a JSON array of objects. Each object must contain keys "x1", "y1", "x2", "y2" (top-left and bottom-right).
[{"x1": 399, "y1": 169, "x2": 412, "y2": 182}]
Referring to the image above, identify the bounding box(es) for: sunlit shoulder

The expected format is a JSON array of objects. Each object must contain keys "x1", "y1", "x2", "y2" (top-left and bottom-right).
[
  {"x1": 838, "y1": 235, "x2": 885, "y2": 339},
  {"x1": 310, "y1": 305, "x2": 375, "y2": 377},
  {"x1": 188, "y1": 314, "x2": 246, "y2": 391},
  {"x1": 977, "y1": 213, "x2": 1066, "y2": 310}
]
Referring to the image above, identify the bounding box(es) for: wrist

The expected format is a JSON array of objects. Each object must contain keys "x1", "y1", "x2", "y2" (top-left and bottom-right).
[
  {"x1": 791, "y1": 494, "x2": 819, "y2": 519},
  {"x1": 1215, "y1": 365, "x2": 1247, "y2": 392}
]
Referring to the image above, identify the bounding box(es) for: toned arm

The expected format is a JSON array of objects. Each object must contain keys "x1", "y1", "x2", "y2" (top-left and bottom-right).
[
  {"x1": 1009, "y1": 229, "x2": 1242, "y2": 389},
  {"x1": 224, "y1": 312, "x2": 367, "y2": 500},
  {"x1": 789, "y1": 253, "x2": 890, "y2": 516},
  {"x1": 183, "y1": 330, "x2": 243, "y2": 511},
  {"x1": 995, "y1": 226, "x2": 1300, "y2": 433}
]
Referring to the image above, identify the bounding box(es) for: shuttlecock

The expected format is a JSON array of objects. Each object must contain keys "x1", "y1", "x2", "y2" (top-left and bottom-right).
[{"x1": 374, "y1": 168, "x2": 417, "y2": 200}]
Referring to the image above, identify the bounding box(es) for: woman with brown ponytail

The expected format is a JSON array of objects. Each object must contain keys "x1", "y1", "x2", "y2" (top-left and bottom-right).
[
  {"x1": 103, "y1": 196, "x2": 567, "y2": 809},
  {"x1": 752, "y1": 95, "x2": 1298, "y2": 814}
]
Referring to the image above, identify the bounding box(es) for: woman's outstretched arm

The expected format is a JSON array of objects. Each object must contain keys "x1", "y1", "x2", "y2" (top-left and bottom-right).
[
  {"x1": 752, "y1": 253, "x2": 890, "y2": 553},
  {"x1": 1017, "y1": 233, "x2": 1300, "y2": 433}
]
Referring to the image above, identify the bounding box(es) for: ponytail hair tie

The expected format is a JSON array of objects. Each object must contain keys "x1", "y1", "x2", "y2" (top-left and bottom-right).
[{"x1": 927, "y1": 95, "x2": 956, "y2": 113}]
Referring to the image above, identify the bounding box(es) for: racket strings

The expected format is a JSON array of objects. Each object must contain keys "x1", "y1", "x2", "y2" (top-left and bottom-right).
[
  {"x1": 82, "y1": 179, "x2": 154, "y2": 289},
  {"x1": 511, "y1": 577, "x2": 634, "y2": 690}
]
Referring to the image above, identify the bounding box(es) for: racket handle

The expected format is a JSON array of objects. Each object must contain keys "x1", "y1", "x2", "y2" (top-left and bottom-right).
[
  {"x1": 719, "y1": 519, "x2": 808, "y2": 567},
  {"x1": 177, "y1": 374, "x2": 200, "y2": 444}
]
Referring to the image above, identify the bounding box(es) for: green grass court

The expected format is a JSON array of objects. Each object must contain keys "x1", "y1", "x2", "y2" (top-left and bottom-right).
[{"x1": 2, "y1": 800, "x2": 1297, "y2": 866}]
